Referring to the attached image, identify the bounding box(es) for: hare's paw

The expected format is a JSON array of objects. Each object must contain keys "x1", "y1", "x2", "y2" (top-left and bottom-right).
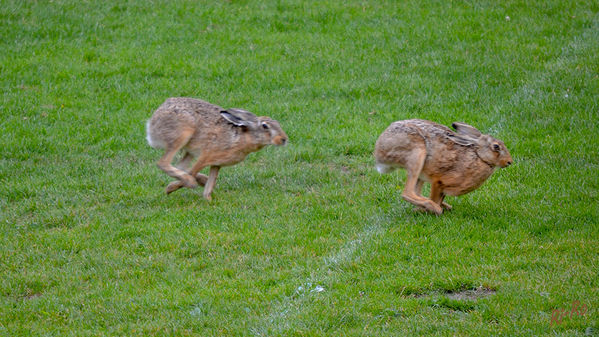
[
  {"x1": 412, "y1": 205, "x2": 443, "y2": 215},
  {"x1": 195, "y1": 173, "x2": 208, "y2": 186},
  {"x1": 165, "y1": 174, "x2": 203, "y2": 194},
  {"x1": 441, "y1": 202, "x2": 452, "y2": 211},
  {"x1": 181, "y1": 174, "x2": 198, "y2": 189},
  {"x1": 166, "y1": 181, "x2": 183, "y2": 194},
  {"x1": 421, "y1": 200, "x2": 443, "y2": 215}
]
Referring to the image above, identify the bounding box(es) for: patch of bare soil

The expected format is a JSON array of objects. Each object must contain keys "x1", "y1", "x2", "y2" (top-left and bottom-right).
[{"x1": 445, "y1": 286, "x2": 496, "y2": 301}]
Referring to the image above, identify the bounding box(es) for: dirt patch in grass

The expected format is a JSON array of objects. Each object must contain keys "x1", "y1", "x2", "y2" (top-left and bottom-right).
[
  {"x1": 421, "y1": 286, "x2": 497, "y2": 312},
  {"x1": 400, "y1": 285, "x2": 497, "y2": 301},
  {"x1": 444, "y1": 286, "x2": 496, "y2": 301}
]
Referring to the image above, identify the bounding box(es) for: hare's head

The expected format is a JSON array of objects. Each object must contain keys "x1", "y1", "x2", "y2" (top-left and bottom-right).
[
  {"x1": 476, "y1": 136, "x2": 513, "y2": 168},
  {"x1": 257, "y1": 116, "x2": 288, "y2": 146},
  {"x1": 451, "y1": 122, "x2": 513, "y2": 168},
  {"x1": 221, "y1": 109, "x2": 287, "y2": 146}
]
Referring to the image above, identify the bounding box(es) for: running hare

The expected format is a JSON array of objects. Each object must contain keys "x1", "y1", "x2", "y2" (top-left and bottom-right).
[
  {"x1": 146, "y1": 97, "x2": 288, "y2": 200},
  {"x1": 374, "y1": 119, "x2": 512, "y2": 214}
]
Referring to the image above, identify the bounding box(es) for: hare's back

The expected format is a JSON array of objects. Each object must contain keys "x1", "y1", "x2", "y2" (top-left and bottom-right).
[
  {"x1": 147, "y1": 98, "x2": 224, "y2": 149},
  {"x1": 149, "y1": 97, "x2": 223, "y2": 130},
  {"x1": 374, "y1": 120, "x2": 429, "y2": 167},
  {"x1": 403, "y1": 119, "x2": 453, "y2": 136},
  {"x1": 155, "y1": 97, "x2": 222, "y2": 119},
  {"x1": 376, "y1": 119, "x2": 441, "y2": 145}
]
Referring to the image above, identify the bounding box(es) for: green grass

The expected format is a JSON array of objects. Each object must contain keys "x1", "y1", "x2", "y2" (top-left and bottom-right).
[{"x1": 1, "y1": 0, "x2": 598, "y2": 335}]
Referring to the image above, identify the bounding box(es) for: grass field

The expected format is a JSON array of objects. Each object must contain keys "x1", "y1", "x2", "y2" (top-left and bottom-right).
[{"x1": 1, "y1": 0, "x2": 598, "y2": 335}]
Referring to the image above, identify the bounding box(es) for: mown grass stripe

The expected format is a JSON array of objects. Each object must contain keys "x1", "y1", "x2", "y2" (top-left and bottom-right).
[{"x1": 250, "y1": 219, "x2": 385, "y2": 336}]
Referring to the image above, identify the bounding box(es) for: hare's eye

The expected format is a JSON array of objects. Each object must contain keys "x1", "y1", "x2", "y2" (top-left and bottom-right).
[
  {"x1": 492, "y1": 144, "x2": 500, "y2": 151},
  {"x1": 261, "y1": 123, "x2": 269, "y2": 130}
]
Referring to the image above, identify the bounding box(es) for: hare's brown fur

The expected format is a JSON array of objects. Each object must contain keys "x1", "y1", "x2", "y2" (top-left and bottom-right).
[
  {"x1": 374, "y1": 119, "x2": 512, "y2": 214},
  {"x1": 146, "y1": 97, "x2": 288, "y2": 200}
]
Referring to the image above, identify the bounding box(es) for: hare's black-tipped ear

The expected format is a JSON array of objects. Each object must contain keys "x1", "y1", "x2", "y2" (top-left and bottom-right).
[
  {"x1": 451, "y1": 122, "x2": 482, "y2": 138},
  {"x1": 446, "y1": 133, "x2": 477, "y2": 147},
  {"x1": 220, "y1": 109, "x2": 257, "y2": 128}
]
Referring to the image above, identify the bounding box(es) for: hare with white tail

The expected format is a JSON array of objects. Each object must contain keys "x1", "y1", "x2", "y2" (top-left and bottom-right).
[
  {"x1": 146, "y1": 97, "x2": 288, "y2": 200},
  {"x1": 374, "y1": 119, "x2": 512, "y2": 214}
]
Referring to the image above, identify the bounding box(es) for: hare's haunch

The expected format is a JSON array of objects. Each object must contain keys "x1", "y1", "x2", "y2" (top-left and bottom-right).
[
  {"x1": 374, "y1": 119, "x2": 512, "y2": 214},
  {"x1": 146, "y1": 97, "x2": 288, "y2": 200}
]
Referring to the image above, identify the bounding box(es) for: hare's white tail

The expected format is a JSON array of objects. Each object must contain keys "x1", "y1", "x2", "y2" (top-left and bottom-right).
[
  {"x1": 146, "y1": 120, "x2": 166, "y2": 149},
  {"x1": 376, "y1": 162, "x2": 396, "y2": 174}
]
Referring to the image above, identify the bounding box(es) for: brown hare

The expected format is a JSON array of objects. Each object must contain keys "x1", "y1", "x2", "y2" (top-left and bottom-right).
[
  {"x1": 146, "y1": 97, "x2": 288, "y2": 200},
  {"x1": 374, "y1": 119, "x2": 512, "y2": 214}
]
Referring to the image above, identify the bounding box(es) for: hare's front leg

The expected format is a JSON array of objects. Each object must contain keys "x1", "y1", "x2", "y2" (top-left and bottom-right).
[
  {"x1": 202, "y1": 166, "x2": 220, "y2": 201},
  {"x1": 177, "y1": 152, "x2": 208, "y2": 185},
  {"x1": 167, "y1": 152, "x2": 208, "y2": 191},
  {"x1": 176, "y1": 151, "x2": 194, "y2": 170},
  {"x1": 401, "y1": 151, "x2": 443, "y2": 215},
  {"x1": 165, "y1": 155, "x2": 209, "y2": 194},
  {"x1": 430, "y1": 181, "x2": 451, "y2": 212},
  {"x1": 165, "y1": 173, "x2": 208, "y2": 194},
  {"x1": 169, "y1": 157, "x2": 218, "y2": 201}
]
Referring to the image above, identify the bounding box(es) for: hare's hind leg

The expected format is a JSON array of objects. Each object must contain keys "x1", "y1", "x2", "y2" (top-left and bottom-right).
[
  {"x1": 401, "y1": 151, "x2": 443, "y2": 215},
  {"x1": 157, "y1": 129, "x2": 198, "y2": 190},
  {"x1": 415, "y1": 179, "x2": 424, "y2": 196},
  {"x1": 411, "y1": 179, "x2": 429, "y2": 212}
]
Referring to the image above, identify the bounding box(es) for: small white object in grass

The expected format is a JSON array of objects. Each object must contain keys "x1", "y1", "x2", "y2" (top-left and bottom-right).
[
  {"x1": 190, "y1": 306, "x2": 203, "y2": 317},
  {"x1": 295, "y1": 283, "x2": 325, "y2": 295},
  {"x1": 505, "y1": 16, "x2": 510, "y2": 21},
  {"x1": 311, "y1": 285, "x2": 325, "y2": 293}
]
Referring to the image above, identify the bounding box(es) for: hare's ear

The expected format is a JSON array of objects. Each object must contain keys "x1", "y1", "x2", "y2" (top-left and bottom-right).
[
  {"x1": 446, "y1": 133, "x2": 477, "y2": 147},
  {"x1": 451, "y1": 122, "x2": 482, "y2": 138},
  {"x1": 220, "y1": 109, "x2": 258, "y2": 128}
]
